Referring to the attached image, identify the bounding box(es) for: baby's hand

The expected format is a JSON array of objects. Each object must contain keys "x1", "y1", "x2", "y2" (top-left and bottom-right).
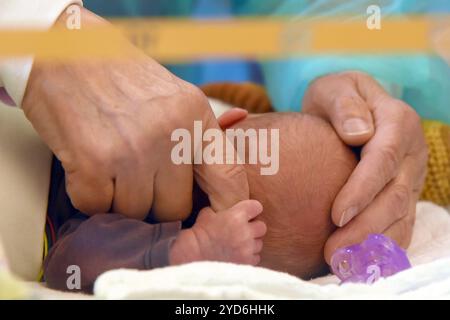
[{"x1": 170, "y1": 200, "x2": 267, "y2": 266}]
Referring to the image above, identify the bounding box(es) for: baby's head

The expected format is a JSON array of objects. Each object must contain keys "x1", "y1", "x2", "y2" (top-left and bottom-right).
[{"x1": 227, "y1": 112, "x2": 357, "y2": 279}]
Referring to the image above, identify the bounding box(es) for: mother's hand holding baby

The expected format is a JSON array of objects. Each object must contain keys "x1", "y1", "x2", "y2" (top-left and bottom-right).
[{"x1": 302, "y1": 71, "x2": 428, "y2": 263}]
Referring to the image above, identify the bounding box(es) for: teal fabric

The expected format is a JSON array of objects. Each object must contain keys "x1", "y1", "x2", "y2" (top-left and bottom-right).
[
  {"x1": 262, "y1": 55, "x2": 450, "y2": 124},
  {"x1": 83, "y1": 0, "x2": 450, "y2": 124},
  {"x1": 244, "y1": 0, "x2": 450, "y2": 123}
]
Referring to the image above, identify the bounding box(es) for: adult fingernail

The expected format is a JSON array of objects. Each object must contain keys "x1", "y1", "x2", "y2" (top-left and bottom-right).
[
  {"x1": 343, "y1": 118, "x2": 370, "y2": 135},
  {"x1": 339, "y1": 206, "x2": 358, "y2": 227}
]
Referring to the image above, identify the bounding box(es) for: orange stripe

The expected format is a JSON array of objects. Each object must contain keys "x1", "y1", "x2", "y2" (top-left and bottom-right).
[{"x1": 0, "y1": 16, "x2": 446, "y2": 62}]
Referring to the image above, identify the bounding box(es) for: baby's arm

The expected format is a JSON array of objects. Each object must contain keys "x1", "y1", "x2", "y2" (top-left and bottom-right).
[
  {"x1": 44, "y1": 213, "x2": 181, "y2": 292},
  {"x1": 44, "y1": 200, "x2": 266, "y2": 293}
]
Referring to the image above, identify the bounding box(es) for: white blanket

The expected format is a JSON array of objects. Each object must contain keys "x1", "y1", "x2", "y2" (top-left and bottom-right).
[{"x1": 94, "y1": 202, "x2": 450, "y2": 299}]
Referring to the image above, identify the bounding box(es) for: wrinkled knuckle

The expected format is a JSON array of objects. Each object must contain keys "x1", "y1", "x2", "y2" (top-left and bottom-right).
[
  {"x1": 309, "y1": 75, "x2": 327, "y2": 88},
  {"x1": 162, "y1": 106, "x2": 189, "y2": 134},
  {"x1": 121, "y1": 130, "x2": 148, "y2": 158},
  {"x1": 190, "y1": 85, "x2": 208, "y2": 103},
  {"x1": 220, "y1": 164, "x2": 247, "y2": 182},
  {"x1": 408, "y1": 109, "x2": 421, "y2": 128},
  {"x1": 391, "y1": 184, "x2": 410, "y2": 219},
  {"x1": 87, "y1": 146, "x2": 111, "y2": 168},
  {"x1": 379, "y1": 145, "x2": 400, "y2": 173},
  {"x1": 162, "y1": 85, "x2": 210, "y2": 131},
  {"x1": 416, "y1": 132, "x2": 428, "y2": 156},
  {"x1": 182, "y1": 83, "x2": 210, "y2": 113},
  {"x1": 406, "y1": 213, "x2": 416, "y2": 229},
  {"x1": 397, "y1": 221, "x2": 408, "y2": 238},
  {"x1": 305, "y1": 76, "x2": 328, "y2": 104},
  {"x1": 416, "y1": 147, "x2": 429, "y2": 179},
  {"x1": 419, "y1": 140, "x2": 429, "y2": 159},
  {"x1": 400, "y1": 101, "x2": 420, "y2": 122},
  {"x1": 113, "y1": 139, "x2": 144, "y2": 169},
  {"x1": 332, "y1": 94, "x2": 352, "y2": 109},
  {"x1": 394, "y1": 219, "x2": 414, "y2": 248},
  {"x1": 340, "y1": 70, "x2": 368, "y2": 81},
  {"x1": 361, "y1": 224, "x2": 379, "y2": 238},
  {"x1": 393, "y1": 99, "x2": 418, "y2": 124}
]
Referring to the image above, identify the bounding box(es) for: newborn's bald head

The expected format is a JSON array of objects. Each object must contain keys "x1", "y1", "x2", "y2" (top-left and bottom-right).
[{"x1": 232, "y1": 113, "x2": 357, "y2": 279}]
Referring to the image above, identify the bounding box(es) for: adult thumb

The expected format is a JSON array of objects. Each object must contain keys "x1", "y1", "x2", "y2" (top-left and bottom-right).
[
  {"x1": 193, "y1": 116, "x2": 250, "y2": 211},
  {"x1": 329, "y1": 94, "x2": 375, "y2": 146}
]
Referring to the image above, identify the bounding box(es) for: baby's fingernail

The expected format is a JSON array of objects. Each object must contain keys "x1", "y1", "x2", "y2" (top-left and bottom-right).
[
  {"x1": 339, "y1": 206, "x2": 358, "y2": 227},
  {"x1": 343, "y1": 118, "x2": 370, "y2": 135}
]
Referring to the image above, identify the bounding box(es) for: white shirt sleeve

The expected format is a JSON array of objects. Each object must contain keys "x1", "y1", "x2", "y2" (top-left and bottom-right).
[{"x1": 0, "y1": 0, "x2": 83, "y2": 108}]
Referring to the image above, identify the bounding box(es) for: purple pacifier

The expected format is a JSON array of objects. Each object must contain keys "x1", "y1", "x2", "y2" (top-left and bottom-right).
[{"x1": 331, "y1": 234, "x2": 411, "y2": 284}]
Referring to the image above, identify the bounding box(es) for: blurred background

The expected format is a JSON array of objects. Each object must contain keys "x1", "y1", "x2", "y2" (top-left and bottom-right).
[{"x1": 81, "y1": 0, "x2": 450, "y2": 123}]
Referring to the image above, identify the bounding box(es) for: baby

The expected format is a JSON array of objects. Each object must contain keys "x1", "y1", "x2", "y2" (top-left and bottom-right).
[{"x1": 44, "y1": 109, "x2": 356, "y2": 292}]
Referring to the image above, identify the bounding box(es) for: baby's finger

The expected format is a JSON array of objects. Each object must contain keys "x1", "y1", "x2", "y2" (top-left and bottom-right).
[
  {"x1": 217, "y1": 108, "x2": 248, "y2": 130},
  {"x1": 228, "y1": 199, "x2": 263, "y2": 221},
  {"x1": 253, "y1": 239, "x2": 264, "y2": 254},
  {"x1": 196, "y1": 206, "x2": 215, "y2": 222},
  {"x1": 250, "y1": 254, "x2": 261, "y2": 266},
  {"x1": 250, "y1": 220, "x2": 267, "y2": 238}
]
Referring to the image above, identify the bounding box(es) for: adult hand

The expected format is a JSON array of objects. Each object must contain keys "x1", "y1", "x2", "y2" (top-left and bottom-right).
[
  {"x1": 302, "y1": 71, "x2": 428, "y2": 263},
  {"x1": 22, "y1": 7, "x2": 249, "y2": 221}
]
